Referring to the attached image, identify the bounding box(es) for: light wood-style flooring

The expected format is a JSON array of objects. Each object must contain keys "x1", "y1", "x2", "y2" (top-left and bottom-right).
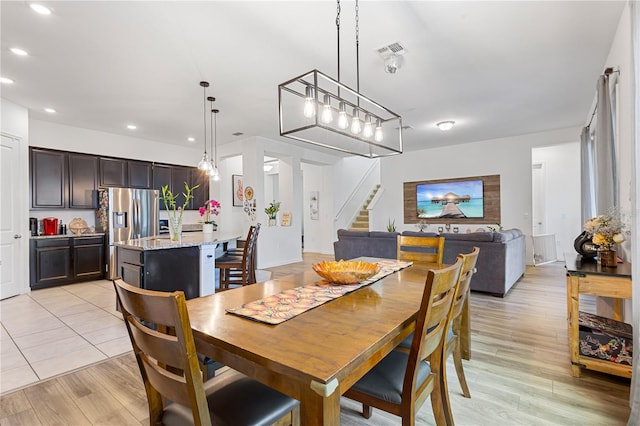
[{"x1": 0, "y1": 255, "x2": 631, "y2": 425}]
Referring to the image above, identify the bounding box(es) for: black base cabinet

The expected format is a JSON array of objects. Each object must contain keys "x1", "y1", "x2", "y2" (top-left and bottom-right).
[
  {"x1": 30, "y1": 236, "x2": 105, "y2": 290},
  {"x1": 116, "y1": 246, "x2": 200, "y2": 299}
]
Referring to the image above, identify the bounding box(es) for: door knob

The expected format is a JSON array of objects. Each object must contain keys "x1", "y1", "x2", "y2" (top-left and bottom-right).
[{"x1": 14, "y1": 234, "x2": 22, "y2": 239}]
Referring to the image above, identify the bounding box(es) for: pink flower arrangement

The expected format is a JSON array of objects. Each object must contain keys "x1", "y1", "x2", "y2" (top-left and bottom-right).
[{"x1": 199, "y1": 199, "x2": 221, "y2": 225}]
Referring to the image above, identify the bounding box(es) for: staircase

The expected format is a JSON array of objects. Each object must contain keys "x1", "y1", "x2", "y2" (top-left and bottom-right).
[{"x1": 349, "y1": 185, "x2": 381, "y2": 231}]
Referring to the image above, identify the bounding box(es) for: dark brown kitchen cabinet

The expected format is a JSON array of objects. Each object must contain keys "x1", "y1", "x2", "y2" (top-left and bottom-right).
[
  {"x1": 152, "y1": 164, "x2": 207, "y2": 210},
  {"x1": 171, "y1": 166, "x2": 192, "y2": 208},
  {"x1": 153, "y1": 164, "x2": 172, "y2": 210},
  {"x1": 128, "y1": 160, "x2": 153, "y2": 189},
  {"x1": 73, "y1": 236, "x2": 105, "y2": 279},
  {"x1": 30, "y1": 235, "x2": 105, "y2": 289},
  {"x1": 68, "y1": 153, "x2": 98, "y2": 209},
  {"x1": 30, "y1": 148, "x2": 67, "y2": 208},
  {"x1": 99, "y1": 157, "x2": 127, "y2": 187},
  {"x1": 191, "y1": 169, "x2": 210, "y2": 210}
]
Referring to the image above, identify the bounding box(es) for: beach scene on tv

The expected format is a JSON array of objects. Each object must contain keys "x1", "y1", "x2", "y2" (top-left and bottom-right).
[{"x1": 416, "y1": 180, "x2": 484, "y2": 219}]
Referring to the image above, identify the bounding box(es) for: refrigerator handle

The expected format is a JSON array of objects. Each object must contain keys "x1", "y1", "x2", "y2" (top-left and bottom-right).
[{"x1": 133, "y1": 199, "x2": 140, "y2": 238}]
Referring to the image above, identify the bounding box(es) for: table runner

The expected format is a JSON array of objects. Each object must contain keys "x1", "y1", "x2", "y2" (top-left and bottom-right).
[{"x1": 226, "y1": 259, "x2": 412, "y2": 325}]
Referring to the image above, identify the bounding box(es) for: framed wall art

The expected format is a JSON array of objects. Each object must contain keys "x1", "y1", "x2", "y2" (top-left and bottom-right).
[{"x1": 232, "y1": 175, "x2": 243, "y2": 207}]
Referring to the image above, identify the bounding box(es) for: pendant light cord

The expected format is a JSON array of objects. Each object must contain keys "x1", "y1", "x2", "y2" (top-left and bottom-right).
[
  {"x1": 202, "y1": 84, "x2": 207, "y2": 155},
  {"x1": 336, "y1": 0, "x2": 341, "y2": 96},
  {"x1": 355, "y1": 0, "x2": 359, "y2": 95}
]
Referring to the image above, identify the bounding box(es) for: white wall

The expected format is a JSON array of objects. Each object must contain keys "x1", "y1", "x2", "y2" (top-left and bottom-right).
[
  {"x1": 532, "y1": 142, "x2": 581, "y2": 259},
  {"x1": 301, "y1": 162, "x2": 334, "y2": 255},
  {"x1": 377, "y1": 127, "x2": 581, "y2": 264}
]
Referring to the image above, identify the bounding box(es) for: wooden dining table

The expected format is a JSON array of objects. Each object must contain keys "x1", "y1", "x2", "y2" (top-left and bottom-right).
[{"x1": 186, "y1": 260, "x2": 468, "y2": 425}]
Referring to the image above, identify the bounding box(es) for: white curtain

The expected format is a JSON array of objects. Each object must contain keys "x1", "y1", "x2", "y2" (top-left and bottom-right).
[
  {"x1": 628, "y1": 2, "x2": 639, "y2": 425},
  {"x1": 595, "y1": 73, "x2": 618, "y2": 212},
  {"x1": 580, "y1": 126, "x2": 596, "y2": 223}
]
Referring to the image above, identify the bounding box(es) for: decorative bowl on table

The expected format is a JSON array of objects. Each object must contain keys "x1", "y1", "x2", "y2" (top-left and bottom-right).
[{"x1": 312, "y1": 260, "x2": 380, "y2": 284}]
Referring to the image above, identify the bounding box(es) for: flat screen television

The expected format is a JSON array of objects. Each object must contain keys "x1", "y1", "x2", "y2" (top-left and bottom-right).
[{"x1": 416, "y1": 179, "x2": 484, "y2": 219}]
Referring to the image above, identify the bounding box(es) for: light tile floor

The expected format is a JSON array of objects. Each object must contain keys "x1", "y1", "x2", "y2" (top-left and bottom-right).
[{"x1": 0, "y1": 280, "x2": 130, "y2": 395}]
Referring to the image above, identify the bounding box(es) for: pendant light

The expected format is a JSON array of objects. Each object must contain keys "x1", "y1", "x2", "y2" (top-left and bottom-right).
[
  {"x1": 197, "y1": 81, "x2": 212, "y2": 172},
  {"x1": 278, "y1": 0, "x2": 402, "y2": 158},
  {"x1": 206, "y1": 95, "x2": 216, "y2": 176},
  {"x1": 211, "y1": 108, "x2": 221, "y2": 181}
]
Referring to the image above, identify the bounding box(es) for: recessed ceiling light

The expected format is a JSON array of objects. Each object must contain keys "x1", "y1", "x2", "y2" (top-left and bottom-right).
[
  {"x1": 0, "y1": 77, "x2": 14, "y2": 84},
  {"x1": 187, "y1": 137, "x2": 195, "y2": 142},
  {"x1": 29, "y1": 3, "x2": 52, "y2": 15},
  {"x1": 436, "y1": 121, "x2": 455, "y2": 131},
  {"x1": 127, "y1": 124, "x2": 137, "y2": 130},
  {"x1": 44, "y1": 107, "x2": 56, "y2": 113},
  {"x1": 10, "y1": 47, "x2": 29, "y2": 56}
]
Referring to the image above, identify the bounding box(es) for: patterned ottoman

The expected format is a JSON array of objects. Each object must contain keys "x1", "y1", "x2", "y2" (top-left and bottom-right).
[{"x1": 579, "y1": 311, "x2": 633, "y2": 365}]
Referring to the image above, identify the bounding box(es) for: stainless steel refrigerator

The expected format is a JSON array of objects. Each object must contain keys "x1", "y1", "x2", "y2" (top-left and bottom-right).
[{"x1": 97, "y1": 187, "x2": 159, "y2": 279}]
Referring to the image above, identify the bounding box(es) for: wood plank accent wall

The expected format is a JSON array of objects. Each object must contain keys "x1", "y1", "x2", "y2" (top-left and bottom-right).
[{"x1": 403, "y1": 174, "x2": 501, "y2": 225}]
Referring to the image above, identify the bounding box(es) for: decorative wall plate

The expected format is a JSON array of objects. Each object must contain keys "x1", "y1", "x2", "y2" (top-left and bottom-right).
[{"x1": 244, "y1": 186, "x2": 254, "y2": 200}]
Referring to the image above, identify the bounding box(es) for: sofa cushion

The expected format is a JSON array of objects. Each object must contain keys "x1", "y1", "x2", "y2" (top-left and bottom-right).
[
  {"x1": 337, "y1": 229, "x2": 370, "y2": 238},
  {"x1": 494, "y1": 229, "x2": 523, "y2": 242},
  {"x1": 442, "y1": 232, "x2": 495, "y2": 242},
  {"x1": 400, "y1": 231, "x2": 439, "y2": 238},
  {"x1": 369, "y1": 231, "x2": 400, "y2": 239}
]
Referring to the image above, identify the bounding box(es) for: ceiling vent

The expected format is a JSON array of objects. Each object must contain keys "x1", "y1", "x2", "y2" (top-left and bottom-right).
[{"x1": 376, "y1": 42, "x2": 406, "y2": 74}]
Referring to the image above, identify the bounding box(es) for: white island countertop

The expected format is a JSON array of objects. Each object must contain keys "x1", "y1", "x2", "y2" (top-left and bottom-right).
[{"x1": 115, "y1": 232, "x2": 241, "y2": 251}]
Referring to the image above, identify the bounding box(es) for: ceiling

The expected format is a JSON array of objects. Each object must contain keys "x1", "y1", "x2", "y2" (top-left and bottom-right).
[{"x1": 0, "y1": 1, "x2": 626, "y2": 156}]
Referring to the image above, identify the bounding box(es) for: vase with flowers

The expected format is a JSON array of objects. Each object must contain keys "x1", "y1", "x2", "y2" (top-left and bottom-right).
[
  {"x1": 160, "y1": 182, "x2": 198, "y2": 242},
  {"x1": 583, "y1": 211, "x2": 626, "y2": 267},
  {"x1": 199, "y1": 199, "x2": 221, "y2": 234}
]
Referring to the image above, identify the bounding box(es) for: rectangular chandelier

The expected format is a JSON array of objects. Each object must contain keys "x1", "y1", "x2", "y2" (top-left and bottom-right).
[{"x1": 278, "y1": 69, "x2": 403, "y2": 158}]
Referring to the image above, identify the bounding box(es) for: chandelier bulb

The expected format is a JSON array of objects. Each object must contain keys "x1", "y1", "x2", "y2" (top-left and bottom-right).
[
  {"x1": 337, "y1": 102, "x2": 349, "y2": 129},
  {"x1": 321, "y1": 93, "x2": 333, "y2": 124},
  {"x1": 362, "y1": 114, "x2": 373, "y2": 138},
  {"x1": 211, "y1": 166, "x2": 221, "y2": 181},
  {"x1": 374, "y1": 119, "x2": 384, "y2": 142},
  {"x1": 351, "y1": 109, "x2": 362, "y2": 134},
  {"x1": 303, "y1": 86, "x2": 316, "y2": 118}
]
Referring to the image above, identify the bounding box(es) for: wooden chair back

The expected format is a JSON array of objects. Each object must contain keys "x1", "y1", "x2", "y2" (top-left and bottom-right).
[
  {"x1": 113, "y1": 279, "x2": 210, "y2": 425},
  {"x1": 244, "y1": 223, "x2": 261, "y2": 284},
  {"x1": 397, "y1": 235, "x2": 445, "y2": 266},
  {"x1": 410, "y1": 258, "x2": 463, "y2": 362},
  {"x1": 450, "y1": 247, "x2": 480, "y2": 322}
]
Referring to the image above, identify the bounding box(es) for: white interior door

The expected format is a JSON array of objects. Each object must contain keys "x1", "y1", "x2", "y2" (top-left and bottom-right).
[
  {"x1": 0, "y1": 134, "x2": 24, "y2": 299},
  {"x1": 532, "y1": 162, "x2": 546, "y2": 235}
]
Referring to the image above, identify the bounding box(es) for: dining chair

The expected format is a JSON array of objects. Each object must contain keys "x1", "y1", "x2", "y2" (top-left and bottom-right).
[
  {"x1": 395, "y1": 247, "x2": 480, "y2": 415},
  {"x1": 113, "y1": 279, "x2": 298, "y2": 426},
  {"x1": 216, "y1": 224, "x2": 260, "y2": 291},
  {"x1": 343, "y1": 258, "x2": 463, "y2": 425},
  {"x1": 397, "y1": 235, "x2": 445, "y2": 266}
]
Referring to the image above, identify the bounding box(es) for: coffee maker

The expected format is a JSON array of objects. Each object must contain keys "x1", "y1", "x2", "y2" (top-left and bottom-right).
[{"x1": 29, "y1": 217, "x2": 38, "y2": 236}]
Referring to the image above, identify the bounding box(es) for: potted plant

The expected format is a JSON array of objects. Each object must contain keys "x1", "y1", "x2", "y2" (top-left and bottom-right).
[
  {"x1": 265, "y1": 201, "x2": 281, "y2": 226},
  {"x1": 160, "y1": 182, "x2": 198, "y2": 242},
  {"x1": 386, "y1": 218, "x2": 396, "y2": 232},
  {"x1": 199, "y1": 199, "x2": 221, "y2": 234}
]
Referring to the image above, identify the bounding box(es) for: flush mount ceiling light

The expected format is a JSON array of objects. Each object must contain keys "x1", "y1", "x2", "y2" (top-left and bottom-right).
[
  {"x1": 127, "y1": 124, "x2": 137, "y2": 130},
  {"x1": 187, "y1": 137, "x2": 195, "y2": 142},
  {"x1": 0, "y1": 77, "x2": 15, "y2": 84},
  {"x1": 29, "y1": 3, "x2": 52, "y2": 15},
  {"x1": 44, "y1": 107, "x2": 56, "y2": 113},
  {"x1": 10, "y1": 47, "x2": 29, "y2": 56},
  {"x1": 436, "y1": 121, "x2": 455, "y2": 131},
  {"x1": 278, "y1": 0, "x2": 402, "y2": 158},
  {"x1": 197, "y1": 81, "x2": 213, "y2": 173}
]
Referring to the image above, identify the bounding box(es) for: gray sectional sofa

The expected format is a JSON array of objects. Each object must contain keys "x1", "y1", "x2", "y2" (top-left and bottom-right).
[{"x1": 333, "y1": 228, "x2": 526, "y2": 297}]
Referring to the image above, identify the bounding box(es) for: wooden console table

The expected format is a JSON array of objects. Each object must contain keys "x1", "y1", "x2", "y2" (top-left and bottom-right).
[{"x1": 564, "y1": 253, "x2": 632, "y2": 378}]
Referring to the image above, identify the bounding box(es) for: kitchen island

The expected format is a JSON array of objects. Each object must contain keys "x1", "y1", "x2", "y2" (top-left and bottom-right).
[{"x1": 115, "y1": 232, "x2": 240, "y2": 299}]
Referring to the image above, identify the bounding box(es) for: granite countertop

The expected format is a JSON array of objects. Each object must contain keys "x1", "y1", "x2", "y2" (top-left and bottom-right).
[
  {"x1": 31, "y1": 233, "x2": 106, "y2": 240},
  {"x1": 115, "y1": 232, "x2": 241, "y2": 251}
]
